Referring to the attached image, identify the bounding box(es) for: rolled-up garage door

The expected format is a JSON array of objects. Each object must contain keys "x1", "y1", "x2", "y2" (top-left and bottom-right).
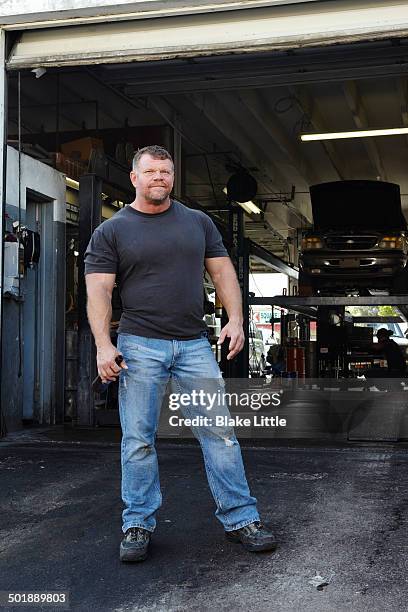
[{"x1": 7, "y1": 0, "x2": 408, "y2": 70}]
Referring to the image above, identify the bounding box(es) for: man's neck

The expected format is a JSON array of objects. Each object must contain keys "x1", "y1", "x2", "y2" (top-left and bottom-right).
[{"x1": 130, "y1": 196, "x2": 171, "y2": 215}]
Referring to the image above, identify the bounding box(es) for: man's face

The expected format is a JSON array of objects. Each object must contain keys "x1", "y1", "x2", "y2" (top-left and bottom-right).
[{"x1": 130, "y1": 154, "x2": 174, "y2": 204}]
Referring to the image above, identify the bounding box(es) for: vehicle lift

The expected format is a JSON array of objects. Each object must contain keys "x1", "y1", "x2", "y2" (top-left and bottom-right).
[
  {"x1": 223, "y1": 204, "x2": 299, "y2": 378},
  {"x1": 249, "y1": 295, "x2": 408, "y2": 379}
]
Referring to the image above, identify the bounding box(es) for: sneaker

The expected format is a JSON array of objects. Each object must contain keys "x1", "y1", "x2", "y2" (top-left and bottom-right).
[
  {"x1": 225, "y1": 521, "x2": 277, "y2": 552},
  {"x1": 120, "y1": 527, "x2": 151, "y2": 562}
]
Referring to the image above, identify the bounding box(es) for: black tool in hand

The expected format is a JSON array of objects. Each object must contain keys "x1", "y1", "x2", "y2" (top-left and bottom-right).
[{"x1": 92, "y1": 354, "x2": 124, "y2": 394}]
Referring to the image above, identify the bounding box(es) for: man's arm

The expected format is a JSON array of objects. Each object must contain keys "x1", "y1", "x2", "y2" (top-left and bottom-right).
[
  {"x1": 85, "y1": 273, "x2": 127, "y2": 382},
  {"x1": 204, "y1": 257, "x2": 244, "y2": 360}
]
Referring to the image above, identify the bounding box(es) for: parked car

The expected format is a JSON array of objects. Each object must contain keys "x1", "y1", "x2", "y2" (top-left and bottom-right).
[{"x1": 299, "y1": 181, "x2": 408, "y2": 295}]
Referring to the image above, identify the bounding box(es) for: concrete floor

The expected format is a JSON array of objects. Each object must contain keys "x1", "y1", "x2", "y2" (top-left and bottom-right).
[{"x1": 0, "y1": 429, "x2": 407, "y2": 612}]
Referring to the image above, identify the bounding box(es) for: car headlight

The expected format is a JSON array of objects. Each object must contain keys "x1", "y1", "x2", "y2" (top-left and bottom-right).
[
  {"x1": 378, "y1": 236, "x2": 405, "y2": 249},
  {"x1": 301, "y1": 236, "x2": 324, "y2": 250}
]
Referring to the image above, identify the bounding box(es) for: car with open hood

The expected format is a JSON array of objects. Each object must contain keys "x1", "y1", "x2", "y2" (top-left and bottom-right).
[{"x1": 299, "y1": 180, "x2": 408, "y2": 295}]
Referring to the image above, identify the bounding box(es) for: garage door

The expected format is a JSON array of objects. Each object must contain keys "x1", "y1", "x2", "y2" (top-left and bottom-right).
[{"x1": 7, "y1": 0, "x2": 408, "y2": 69}]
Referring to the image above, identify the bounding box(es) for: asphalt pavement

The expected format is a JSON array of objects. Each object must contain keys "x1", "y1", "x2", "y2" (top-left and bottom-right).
[{"x1": 0, "y1": 430, "x2": 407, "y2": 612}]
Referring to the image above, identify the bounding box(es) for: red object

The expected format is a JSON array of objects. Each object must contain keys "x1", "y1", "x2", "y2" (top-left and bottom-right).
[{"x1": 286, "y1": 346, "x2": 305, "y2": 377}]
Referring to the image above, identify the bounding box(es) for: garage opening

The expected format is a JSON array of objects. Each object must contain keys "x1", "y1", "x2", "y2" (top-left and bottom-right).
[{"x1": 5, "y1": 34, "x2": 408, "y2": 441}]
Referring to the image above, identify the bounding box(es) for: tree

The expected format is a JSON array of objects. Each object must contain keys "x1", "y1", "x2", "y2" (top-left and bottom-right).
[{"x1": 378, "y1": 305, "x2": 399, "y2": 317}]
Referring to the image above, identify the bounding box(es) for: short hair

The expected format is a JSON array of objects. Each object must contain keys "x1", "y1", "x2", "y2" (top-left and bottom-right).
[{"x1": 132, "y1": 145, "x2": 174, "y2": 172}]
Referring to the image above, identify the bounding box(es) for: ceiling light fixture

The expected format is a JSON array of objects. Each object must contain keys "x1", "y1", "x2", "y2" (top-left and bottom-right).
[
  {"x1": 66, "y1": 177, "x2": 79, "y2": 190},
  {"x1": 31, "y1": 67, "x2": 47, "y2": 79},
  {"x1": 238, "y1": 200, "x2": 262, "y2": 215},
  {"x1": 300, "y1": 127, "x2": 408, "y2": 142},
  {"x1": 222, "y1": 187, "x2": 261, "y2": 215}
]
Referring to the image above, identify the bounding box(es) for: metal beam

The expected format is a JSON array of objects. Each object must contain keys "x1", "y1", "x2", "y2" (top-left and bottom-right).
[
  {"x1": 0, "y1": 31, "x2": 6, "y2": 437},
  {"x1": 343, "y1": 80, "x2": 387, "y2": 180},
  {"x1": 249, "y1": 241, "x2": 298, "y2": 279},
  {"x1": 250, "y1": 296, "x2": 408, "y2": 306},
  {"x1": 77, "y1": 174, "x2": 103, "y2": 427},
  {"x1": 120, "y1": 43, "x2": 408, "y2": 96},
  {"x1": 173, "y1": 112, "x2": 182, "y2": 198},
  {"x1": 223, "y1": 206, "x2": 249, "y2": 378},
  {"x1": 397, "y1": 304, "x2": 408, "y2": 322}
]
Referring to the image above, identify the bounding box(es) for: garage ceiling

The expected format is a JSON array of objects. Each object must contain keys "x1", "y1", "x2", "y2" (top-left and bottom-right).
[{"x1": 8, "y1": 38, "x2": 408, "y2": 268}]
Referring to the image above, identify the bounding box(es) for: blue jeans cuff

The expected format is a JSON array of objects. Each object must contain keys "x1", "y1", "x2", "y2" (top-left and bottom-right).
[
  {"x1": 122, "y1": 523, "x2": 155, "y2": 534},
  {"x1": 224, "y1": 516, "x2": 260, "y2": 532}
]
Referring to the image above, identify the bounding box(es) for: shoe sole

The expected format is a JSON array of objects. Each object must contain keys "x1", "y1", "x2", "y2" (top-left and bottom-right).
[
  {"x1": 120, "y1": 545, "x2": 149, "y2": 563},
  {"x1": 225, "y1": 533, "x2": 277, "y2": 553}
]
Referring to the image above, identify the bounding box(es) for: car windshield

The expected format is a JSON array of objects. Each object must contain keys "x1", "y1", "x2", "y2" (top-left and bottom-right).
[{"x1": 355, "y1": 322, "x2": 404, "y2": 338}]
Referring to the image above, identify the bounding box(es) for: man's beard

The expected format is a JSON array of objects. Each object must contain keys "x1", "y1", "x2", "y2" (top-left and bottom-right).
[{"x1": 145, "y1": 186, "x2": 171, "y2": 204}]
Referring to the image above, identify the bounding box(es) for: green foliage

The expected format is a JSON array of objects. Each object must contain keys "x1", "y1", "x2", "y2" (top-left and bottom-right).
[
  {"x1": 347, "y1": 306, "x2": 379, "y2": 317},
  {"x1": 378, "y1": 305, "x2": 399, "y2": 317},
  {"x1": 347, "y1": 305, "x2": 399, "y2": 317}
]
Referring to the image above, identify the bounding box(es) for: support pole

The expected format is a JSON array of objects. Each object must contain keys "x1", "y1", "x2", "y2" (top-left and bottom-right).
[
  {"x1": 77, "y1": 174, "x2": 102, "y2": 426},
  {"x1": 222, "y1": 206, "x2": 249, "y2": 378},
  {"x1": 0, "y1": 30, "x2": 7, "y2": 438},
  {"x1": 173, "y1": 113, "x2": 182, "y2": 199}
]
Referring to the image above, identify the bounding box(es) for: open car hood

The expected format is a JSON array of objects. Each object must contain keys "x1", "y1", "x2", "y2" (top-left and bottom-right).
[{"x1": 310, "y1": 180, "x2": 407, "y2": 231}]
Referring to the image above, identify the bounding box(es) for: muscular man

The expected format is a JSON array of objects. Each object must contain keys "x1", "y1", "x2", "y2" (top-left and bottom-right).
[{"x1": 84, "y1": 145, "x2": 276, "y2": 562}]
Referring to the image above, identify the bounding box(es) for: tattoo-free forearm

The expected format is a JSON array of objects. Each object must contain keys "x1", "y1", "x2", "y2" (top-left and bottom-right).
[
  {"x1": 86, "y1": 287, "x2": 113, "y2": 349},
  {"x1": 211, "y1": 262, "x2": 243, "y2": 323}
]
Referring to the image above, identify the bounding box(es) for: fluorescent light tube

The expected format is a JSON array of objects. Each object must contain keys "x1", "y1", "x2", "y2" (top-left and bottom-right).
[
  {"x1": 239, "y1": 201, "x2": 262, "y2": 214},
  {"x1": 66, "y1": 177, "x2": 79, "y2": 190},
  {"x1": 301, "y1": 127, "x2": 408, "y2": 141},
  {"x1": 223, "y1": 187, "x2": 261, "y2": 214}
]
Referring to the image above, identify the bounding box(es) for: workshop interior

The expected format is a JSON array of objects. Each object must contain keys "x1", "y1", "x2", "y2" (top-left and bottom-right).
[{"x1": 3, "y1": 34, "x2": 408, "y2": 441}]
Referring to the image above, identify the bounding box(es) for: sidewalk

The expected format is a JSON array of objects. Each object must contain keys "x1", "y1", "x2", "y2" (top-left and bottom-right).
[{"x1": 0, "y1": 429, "x2": 407, "y2": 611}]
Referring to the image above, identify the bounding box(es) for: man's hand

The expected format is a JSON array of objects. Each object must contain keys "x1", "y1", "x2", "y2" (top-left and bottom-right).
[
  {"x1": 97, "y1": 343, "x2": 128, "y2": 383},
  {"x1": 217, "y1": 320, "x2": 245, "y2": 360}
]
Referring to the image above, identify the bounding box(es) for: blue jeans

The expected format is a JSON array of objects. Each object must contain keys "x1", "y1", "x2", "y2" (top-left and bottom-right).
[{"x1": 117, "y1": 332, "x2": 260, "y2": 533}]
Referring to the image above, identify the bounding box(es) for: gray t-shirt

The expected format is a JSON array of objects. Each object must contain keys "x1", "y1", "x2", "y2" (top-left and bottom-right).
[{"x1": 84, "y1": 200, "x2": 228, "y2": 340}]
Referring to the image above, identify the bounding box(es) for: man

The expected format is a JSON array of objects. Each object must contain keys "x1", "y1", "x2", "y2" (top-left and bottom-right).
[
  {"x1": 84, "y1": 145, "x2": 276, "y2": 562},
  {"x1": 372, "y1": 328, "x2": 407, "y2": 376}
]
